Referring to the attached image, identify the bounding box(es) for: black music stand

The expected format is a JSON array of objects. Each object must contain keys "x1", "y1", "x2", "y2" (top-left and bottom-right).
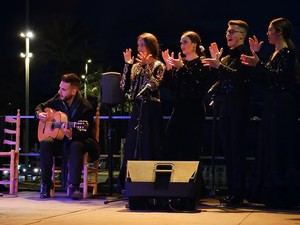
[{"x1": 100, "y1": 72, "x2": 123, "y2": 195}]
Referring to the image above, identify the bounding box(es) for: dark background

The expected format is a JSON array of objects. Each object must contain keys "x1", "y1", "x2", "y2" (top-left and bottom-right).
[
  {"x1": 1, "y1": 0, "x2": 299, "y2": 114},
  {"x1": 0, "y1": 0, "x2": 299, "y2": 192}
]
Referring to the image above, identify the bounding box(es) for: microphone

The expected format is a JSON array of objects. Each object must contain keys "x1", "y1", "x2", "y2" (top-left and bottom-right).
[
  {"x1": 136, "y1": 83, "x2": 152, "y2": 98},
  {"x1": 208, "y1": 81, "x2": 220, "y2": 94},
  {"x1": 208, "y1": 81, "x2": 220, "y2": 106}
]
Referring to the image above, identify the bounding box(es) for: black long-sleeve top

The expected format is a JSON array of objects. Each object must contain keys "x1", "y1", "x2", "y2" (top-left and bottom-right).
[
  {"x1": 256, "y1": 47, "x2": 298, "y2": 93},
  {"x1": 120, "y1": 60, "x2": 165, "y2": 102},
  {"x1": 217, "y1": 44, "x2": 252, "y2": 96},
  {"x1": 164, "y1": 57, "x2": 211, "y2": 103}
]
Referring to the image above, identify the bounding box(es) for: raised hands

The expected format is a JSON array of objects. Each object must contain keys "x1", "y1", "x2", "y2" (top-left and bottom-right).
[
  {"x1": 209, "y1": 42, "x2": 223, "y2": 60},
  {"x1": 249, "y1": 35, "x2": 264, "y2": 52},
  {"x1": 162, "y1": 49, "x2": 174, "y2": 70},
  {"x1": 240, "y1": 49, "x2": 260, "y2": 67},
  {"x1": 201, "y1": 42, "x2": 223, "y2": 69},
  {"x1": 162, "y1": 50, "x2": 184, "y2": 70},
  {"x1": 136, "y1": 51, "x2": 153, "y2": 65},
  {"x1": 123, "y1": 48, "x2": 134, "y2": 64},
  {"x1": 123, "y1": 48, "x2": 154, "y2": 65},
  {"x1": 240, "y1": 35, "x2": 262, "y2": 66}
]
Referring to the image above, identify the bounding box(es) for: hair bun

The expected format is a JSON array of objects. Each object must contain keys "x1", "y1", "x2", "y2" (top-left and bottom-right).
[{"x1": 199, "y1": 45, "x2": 205, "y2": 52}]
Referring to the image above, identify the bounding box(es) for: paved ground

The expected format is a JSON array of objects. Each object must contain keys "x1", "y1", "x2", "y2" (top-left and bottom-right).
[{"x1": 0, "y1": 192, "x2": 300, "y2": 225}]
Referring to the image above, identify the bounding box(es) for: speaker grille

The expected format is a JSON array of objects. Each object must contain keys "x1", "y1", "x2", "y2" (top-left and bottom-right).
[{"x1": 126, "y1": 160, "x2": 199, "y2": 183}]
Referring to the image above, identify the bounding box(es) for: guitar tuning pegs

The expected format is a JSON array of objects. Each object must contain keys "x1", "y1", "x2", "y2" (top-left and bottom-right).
[{"x1": 75, "y1": 120, "x2": 89, "y2": 132}]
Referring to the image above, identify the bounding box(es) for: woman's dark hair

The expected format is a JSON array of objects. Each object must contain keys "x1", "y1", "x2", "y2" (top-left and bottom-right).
[
  {"x1": 271, "y1": 17, "x2": 295, "y2": 50},
  {"x1": 271, "y1": 18, "x2": 300, "y2": 84},
  {"x1": 137, "y1": 33, "x2": 160, "y2": 59},
  {"x1": 181, "y1": 31, "x2": 205, "y2": 57},
  {"x1": 61, "y1": 73, "x2": 81, "y2": 88}
]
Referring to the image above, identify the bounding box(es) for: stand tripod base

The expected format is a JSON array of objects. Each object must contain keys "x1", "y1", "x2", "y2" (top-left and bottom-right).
[
  {"x1": 103, "y1": 189, "x2": 127, "y2": 204},
  {"x1": 104, "y1": 196, "x2": 128, "y2": 204}
]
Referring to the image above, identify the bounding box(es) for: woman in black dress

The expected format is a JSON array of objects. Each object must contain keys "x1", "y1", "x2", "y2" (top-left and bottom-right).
[
  {"x1": 241, "y1": 17, "x2": 299, "y2": 208},
  {"x1": 118, "y1": 33, "x2": 165, "y2": 189},
  {"x1": 162, "y1": 31, "x2": 210, "y2": 161}
]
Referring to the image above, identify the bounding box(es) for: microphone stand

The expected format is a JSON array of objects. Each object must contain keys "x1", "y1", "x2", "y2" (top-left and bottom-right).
[
  {"x1": 134, "y1": 83, "x2": 151, "y2": 159},
  {"x1": 104, "y1": 94, "x2": 147, "y2": 205},
  {"x1": 133, "y1": 97, "x2": 146, "y2": 160},
  {"x1": 207, "y1": 81, "x2": 219, "y2": 198},
  {"x1": 209, "y1": 93, "x2": 217, "y2": 197}
]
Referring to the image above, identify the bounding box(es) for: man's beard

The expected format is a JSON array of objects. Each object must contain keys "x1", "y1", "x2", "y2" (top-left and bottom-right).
[{"x1": 60, "y1": 94, "x2": 72, "y2": 102}]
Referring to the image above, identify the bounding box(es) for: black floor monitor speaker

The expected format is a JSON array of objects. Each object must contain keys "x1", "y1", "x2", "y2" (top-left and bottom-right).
[{"x1": 125, "y1": 160, "x2": 200, "y2": 211}]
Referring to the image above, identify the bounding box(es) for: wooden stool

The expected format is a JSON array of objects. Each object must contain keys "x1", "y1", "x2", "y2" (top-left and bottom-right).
[
  {"x1": 80, "y1": 152, "x2": 99, "y2": 199},
  {"x1": 80, "y1": 106, "x2": 100, "y2": 198},
  {"x1": 0, "y1": 109, "x2": 21, "y2": 196}
]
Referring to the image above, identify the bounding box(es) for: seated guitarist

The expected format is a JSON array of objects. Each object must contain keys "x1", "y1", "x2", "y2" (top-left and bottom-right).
[{"x1": 35, "y1": 73, "x2": 100, "y2": 200}]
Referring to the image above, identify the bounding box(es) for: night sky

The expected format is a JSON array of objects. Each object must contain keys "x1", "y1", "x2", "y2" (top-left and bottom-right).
[{"x1": 1, "y1": 0, "x2": 299, "y2": 114}]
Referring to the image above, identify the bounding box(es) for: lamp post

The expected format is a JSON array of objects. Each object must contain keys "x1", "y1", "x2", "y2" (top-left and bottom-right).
[
  {"x1": 20, "y1": 31, "x2": 34, "y2": 152},
  {"x1": 83, "y1": 59, "x2": 92, "y2": 98}
]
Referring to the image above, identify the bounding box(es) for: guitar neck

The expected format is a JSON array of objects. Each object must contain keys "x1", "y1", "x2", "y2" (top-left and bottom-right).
[
  {"x1": 67, "y1": 122, "x2": 78, "y2": 129},
  {"x1": 52, "y1": 122, "x2": 78, "y2": 129}
]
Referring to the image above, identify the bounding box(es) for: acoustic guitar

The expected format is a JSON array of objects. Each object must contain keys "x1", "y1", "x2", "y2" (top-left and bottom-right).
[{"x1": 37, "y1": 108, "x2": 89, "y2": 142}]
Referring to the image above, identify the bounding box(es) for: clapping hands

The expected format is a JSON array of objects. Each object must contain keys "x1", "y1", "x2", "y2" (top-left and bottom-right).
[
  {"x1": 123, "y1": 48, "x2": 154, "y2": 65},
  {"x1": 201, "y1": 42, "x2": 223, "y2": 69},
  {"x1": 162, "y1": 49, "x2": 184, "y2": 70},
  {"x1": 240, "y1": 49, "x2": 260, "y2": 67},
  {"x1": 240, "y1": 35, "x2": 262, "y2": 66},
  {"x1": 249, "y1": 35, "x2": 264, "y2": 53},
  {"x1": 136, "y1": 51, "x2": 153, "y2": 65}
]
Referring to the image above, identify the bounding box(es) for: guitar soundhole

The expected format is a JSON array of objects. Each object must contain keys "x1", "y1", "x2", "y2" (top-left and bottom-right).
[{"x1": 51, "y1": 121, "x2": 56, "y2": 130}]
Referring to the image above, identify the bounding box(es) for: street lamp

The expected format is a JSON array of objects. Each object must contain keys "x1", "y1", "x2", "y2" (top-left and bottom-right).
[
  {"x1": 20, "y1": 31, "x2": 34, "y2": 152},
  {"x1": 83, "y1": 59, "x2": 92, "y2": 98}
]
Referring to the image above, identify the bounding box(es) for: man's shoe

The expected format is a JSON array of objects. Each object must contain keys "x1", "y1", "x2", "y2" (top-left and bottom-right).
[
  {"x1": 40, "y1": 184, "x2": 51, "y2": 199},
  {"x1": 221, "y1": 195, "x2": 243, "y2": 207},
  {"x1": 69, "y1": 185, "x2": 82, "y2": 200},
  {"x1": 71, "y1": 190, "x2": 82, "y2": 200}
]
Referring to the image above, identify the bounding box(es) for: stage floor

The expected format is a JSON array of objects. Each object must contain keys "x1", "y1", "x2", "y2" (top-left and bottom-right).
[{"x1": 0, "y1": 192, "x2": 300, "y2": 225}]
